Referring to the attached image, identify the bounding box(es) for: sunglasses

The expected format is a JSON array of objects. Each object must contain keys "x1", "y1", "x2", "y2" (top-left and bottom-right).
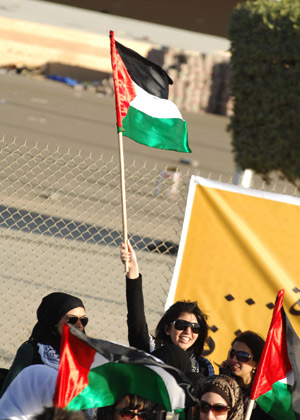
[
  {"x1": 115, "y1": 408, "x2": 148, "y2": 420},
  {"x1": 229, "y1": 348, "x2": 252, "y2": 362},
  {"x1": 66, "y1": 316, "x2": 89, "y2": 327},
  {"x1": 172, "y1": 319, "x2": 201, "y2": 334},
  {"x1": 198, "y1": 401, "x2": 230, "y2": 415}
]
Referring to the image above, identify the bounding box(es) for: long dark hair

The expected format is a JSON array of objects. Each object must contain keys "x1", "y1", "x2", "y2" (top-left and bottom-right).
[
  {"x1": 232, "y1": 330, "x2": 265, "y2": 363},
  {"x1": 230, "y1": 330, "x2": 265, "y2": 393},
  {"x1": 155, "y1": 300, "x2": 208, "y2": 358}
]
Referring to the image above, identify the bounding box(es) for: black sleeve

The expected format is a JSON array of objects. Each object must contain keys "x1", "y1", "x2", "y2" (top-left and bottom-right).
[{"x1": 126, "y1": 274, "x2": 151, "y2": 352}]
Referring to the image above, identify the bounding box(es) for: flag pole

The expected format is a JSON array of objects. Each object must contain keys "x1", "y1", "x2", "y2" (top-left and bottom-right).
[
  {"x1": 110, "y1": 30, "x2": 129, "y2": 272},
  {"x1": 118, "y1": 131, "x2": 129, "y2": 272},
  {"x1": 244, "y1": 399, "x2": 255, "y2": 420}
]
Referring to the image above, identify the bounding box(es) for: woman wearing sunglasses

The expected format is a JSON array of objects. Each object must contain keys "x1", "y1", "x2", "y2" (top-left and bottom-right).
[
  {"x1": 0, "y1": 292, "x2": 88, "y2": 397},
  {"x1": 220, "y1": 331, "x2": 272, "y2": 419},
  {"x1": 97, "y1": 394, "x2": 164, "y2": 420},
  {"x1": 120, "y1": 241, "x2": 214, "y2": 377},
  {"x1": 195, "y1": 375, "x2": 244, "y2": 420}
]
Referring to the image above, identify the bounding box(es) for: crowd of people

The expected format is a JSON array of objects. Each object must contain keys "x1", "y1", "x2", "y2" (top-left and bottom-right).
[{"x1": 0, "y1": 240, "x2": 273, "y2": 420}]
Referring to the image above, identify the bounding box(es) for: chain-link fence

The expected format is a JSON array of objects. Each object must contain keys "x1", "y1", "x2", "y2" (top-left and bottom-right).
[{"x1": 0, "y1": 134, "x2": 299, "y2": 368}]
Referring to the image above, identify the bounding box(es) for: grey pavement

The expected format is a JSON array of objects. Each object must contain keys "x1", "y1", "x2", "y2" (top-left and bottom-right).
[{"x1": 0, "y1": 72, "x2": 235, "y2": 176}]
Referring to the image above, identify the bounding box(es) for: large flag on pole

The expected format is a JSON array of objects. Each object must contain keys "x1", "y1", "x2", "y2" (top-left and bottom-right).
[
  {"x1": 53, "y1": 324, "x2": 187, "y2": 411},
  {"x1": 110, "y1": 31, "x2": 190, "y2": 153},
  {"x1": 250, "y1": 289, "x2": 300, "y2": 419},
  {"x1": 166, "y1": 176, "x2": 300, "y2": 366}
]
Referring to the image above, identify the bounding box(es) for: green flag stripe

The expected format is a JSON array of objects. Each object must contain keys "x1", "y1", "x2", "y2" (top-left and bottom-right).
[
  {"x1": 122, "y1": 106, "x2": 190, "y2": 153},
  {"x1": 67, "y1": 363, "x2": 172, "y2": 411},
  {"x1": 257, "y1": 381, "x2": 295, "y2": 420}
]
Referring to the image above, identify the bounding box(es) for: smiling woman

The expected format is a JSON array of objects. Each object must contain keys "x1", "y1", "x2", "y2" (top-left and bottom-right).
[
  {"x1": 166, "y1": 315, "x2": 200, "y2": 351},
  {"x1": 220, "y1": 331, "x2": 273, "y2": 420},
  {"x1": 220, "y1": 331, "x2": 265, "y2": 392},
  {"x1": 120, "y1": 241, "x2": 214, "y2": 378}
]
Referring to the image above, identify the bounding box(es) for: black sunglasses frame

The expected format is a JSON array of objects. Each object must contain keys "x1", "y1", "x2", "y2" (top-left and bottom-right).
[
  {"x1": 229, "y1": 347, "x2": 252, "y2": 362},
  {"x1": 198, "y1": 401, "x2": 230, "y2": 415},
  {"x1": 66, "y1": 316, "x2": 89, "y2": 327},
  {"x1": 114, "y1": 408, "x2": 148, "y2": 420},
  {"x1": 171, "y1": 319, "x2": 201, "y2": 334}
]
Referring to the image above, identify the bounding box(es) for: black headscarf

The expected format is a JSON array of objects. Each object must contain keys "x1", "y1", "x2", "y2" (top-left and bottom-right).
[{"x1": 30, "y1": 292, "x2": 85, "y2": 353}]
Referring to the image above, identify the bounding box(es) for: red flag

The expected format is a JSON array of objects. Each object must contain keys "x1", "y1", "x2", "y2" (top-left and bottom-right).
[
  {"x1": 250, "y1": 289, "x2": 291, "y2": 400},
  {"x1": 53, "y1": 324, "x2": 95, "y2": 408},
  {"x1": 249, "y1": 290, "x2": 300, "y2": 419},
  {"x1": 110, "y1": 30, "x2": 136, "y2": 131}
]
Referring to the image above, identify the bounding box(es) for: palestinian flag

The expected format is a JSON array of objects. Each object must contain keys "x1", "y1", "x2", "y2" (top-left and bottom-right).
[
  {"x1": 110, "y1": 31, "x2": 190, "y2": 153},
  {"x1": 53, "y1": 324, "x2": 186, "y2": 412},
  {"x1": 250, "y1": 289, "x2": 300, "y2": 419}
]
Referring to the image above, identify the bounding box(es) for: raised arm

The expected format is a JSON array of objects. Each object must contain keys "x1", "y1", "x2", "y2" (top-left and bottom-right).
[
  {"x1": 120, "y1": 241, "x2": 151, "y2": 352},
  {"x1": 120, "y1": 240, "x2": 139, "y2": 279}
]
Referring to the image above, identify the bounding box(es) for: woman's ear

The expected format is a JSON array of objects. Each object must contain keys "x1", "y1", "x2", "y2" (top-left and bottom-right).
[{"x1": 164, "y1": 324, "x2": 170, "y2": 335}]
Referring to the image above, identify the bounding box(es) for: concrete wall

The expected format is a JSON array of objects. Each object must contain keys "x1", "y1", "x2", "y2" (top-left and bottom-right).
[
  {"x1": 0, "y1": 16, "x2": 152, "y2": 72},
  {"x1": 43, "y1": 0, "x2": 245, "y2": 38}
]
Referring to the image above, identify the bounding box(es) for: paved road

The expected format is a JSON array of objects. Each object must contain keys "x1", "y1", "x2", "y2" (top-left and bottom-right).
[{"x1": 0, "y1": 72, "x2": 235, "y2": 176}]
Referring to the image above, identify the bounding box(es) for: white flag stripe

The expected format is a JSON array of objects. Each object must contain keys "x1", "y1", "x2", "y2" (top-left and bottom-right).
[
  {"x1": 146, "y1": 364, "x2": 186, "y2": 410},
  {"x1": 130, "y1": 83, "x2": 184, "y2": 120},
  {"x1": 90, "y1": 352, "x2": 109, "y2": 370},
  {"x1": 279, "y1": 370, "x2": 294, "y2": 386}
]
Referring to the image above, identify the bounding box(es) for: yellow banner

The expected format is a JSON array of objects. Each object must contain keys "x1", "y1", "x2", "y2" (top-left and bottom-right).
[{"x1": 166, "y1": 176, "x2": 300, "y2": 368}]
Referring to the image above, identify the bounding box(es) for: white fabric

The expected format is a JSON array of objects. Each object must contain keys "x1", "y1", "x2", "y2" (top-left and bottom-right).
[
  {"x1": 38, "y1": 343, "x2": 60, "y2": 370},
  {"x1": 0, "y1": 365, "x2": 57, "y2": 419},
  {"x1": 131, "y1": 82, "x2": 184, "y2": 119}
]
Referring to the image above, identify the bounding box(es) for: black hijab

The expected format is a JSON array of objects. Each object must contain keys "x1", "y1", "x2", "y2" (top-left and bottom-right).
[{"x1": 30, "y1": 292, "x2": 85, "y2": 353}]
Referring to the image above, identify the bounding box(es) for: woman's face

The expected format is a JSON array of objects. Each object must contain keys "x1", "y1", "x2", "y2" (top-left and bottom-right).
[
  {"x1": 166, "y1": 312, "x2": 199, "y2": 351},
  {"x1": 228, "y1": 341, "x2": 257, "y2": 385},
  {"x1": 198, "y1": 392, "x2": 229, "y2": 420},
  {"x1": 56, "y1": 306, "x2": 87, "y2": 335},
  {"x1": 114, "y1": 395, "x2": 145, "y2": 420}
]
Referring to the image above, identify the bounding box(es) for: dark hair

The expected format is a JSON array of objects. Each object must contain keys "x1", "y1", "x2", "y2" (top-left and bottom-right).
[
  {"x1": 97, "y1": 394, "x2": 160, "y2": 420},
  {"x1": 155, "y1": 301, "x2": 208, "y2": 358},
  {"x1": 34, "y1": 407, "x2": 86, "y2": 420},
  {"x1": 232, "y1": 330, "x2": 265, "y2": 362}
]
